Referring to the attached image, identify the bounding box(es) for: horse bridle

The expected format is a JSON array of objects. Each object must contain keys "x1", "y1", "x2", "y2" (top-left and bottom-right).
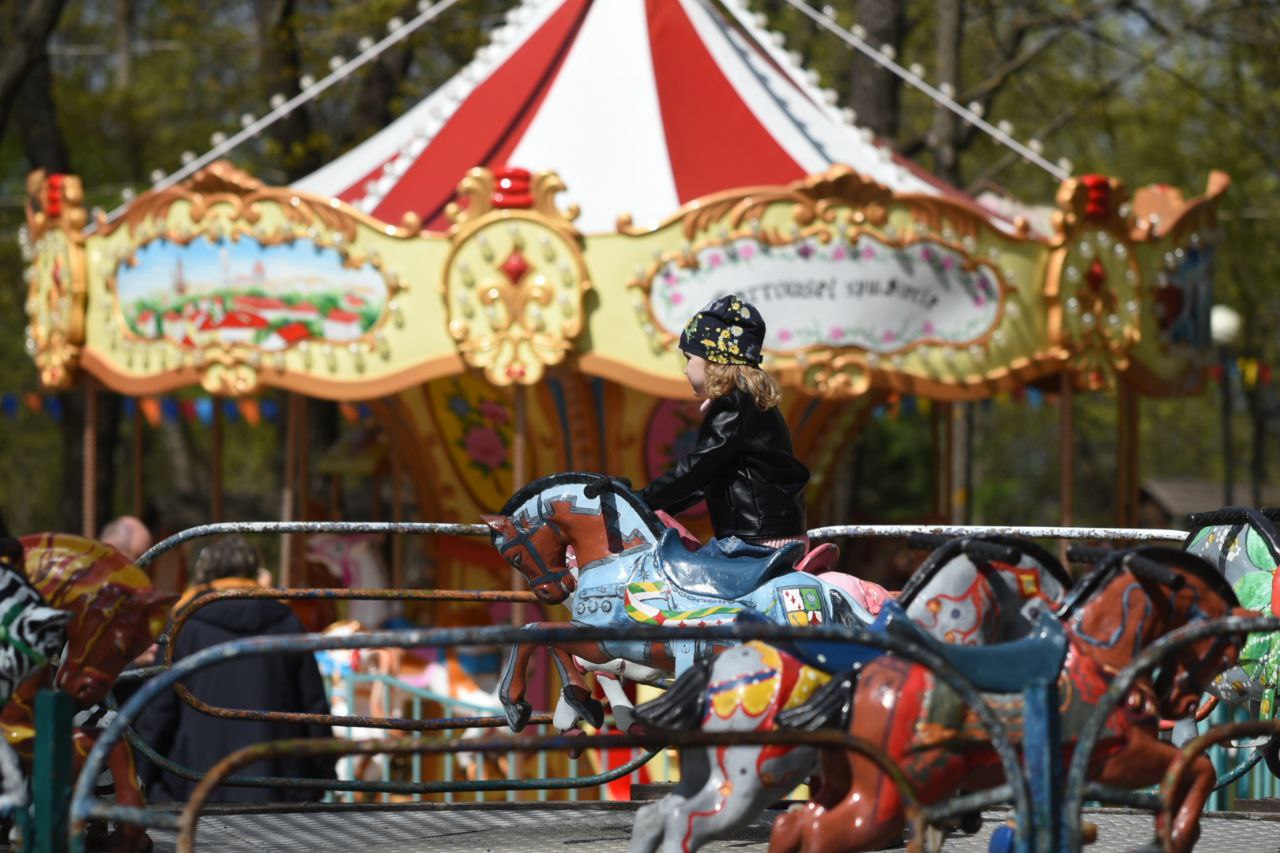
[{"x1": 497, "y1": 499, "x2": 574, "y2": 591}]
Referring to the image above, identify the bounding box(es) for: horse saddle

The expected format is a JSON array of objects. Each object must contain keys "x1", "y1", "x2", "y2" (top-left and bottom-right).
[
  {"x1": 656, "y1": 529, "x2": 804, "y2": 600},
  {"x1": 774, "y1": 600, "x2": 1069, "y2": 694}
]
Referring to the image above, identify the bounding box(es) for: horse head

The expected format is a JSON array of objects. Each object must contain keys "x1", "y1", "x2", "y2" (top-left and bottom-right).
[
  {"x1": 1065, "y1": 546, "x2": 1255, "y2": 719},
  {"x1": 57, "y1": 582, "x2": 174, "y2": 706},
  {"x1": 898, "y1": 535, "x2": 1072, "y2": 645},
  {"x1": 483, "y1": 498, "x2": 573, "y2": 605},
  {"x1": 487, "y1": 473, "x2": 665, "y2": 603},
  {"x1": 20, "y1": 533, "x2": 177, "y2": 707}
]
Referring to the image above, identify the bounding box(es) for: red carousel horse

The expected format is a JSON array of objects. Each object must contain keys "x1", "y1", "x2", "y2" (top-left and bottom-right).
[
  {"x1": 769, "y1": 547, "x2": 1253, "y2": 853},
  {"x1": 5, "y1": 534, "x2": 175, "y2": 853}
]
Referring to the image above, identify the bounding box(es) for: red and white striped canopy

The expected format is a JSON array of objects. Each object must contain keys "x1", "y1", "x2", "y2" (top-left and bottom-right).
[{"x1": 297, "y1": 0, "x2": 995, "y2": 233}]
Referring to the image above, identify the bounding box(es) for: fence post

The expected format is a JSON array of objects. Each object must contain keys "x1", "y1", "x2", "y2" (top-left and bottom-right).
[
  {"x1": 1023, "y1": 678, "x2": 1062, "y2": 853},
  {"x1": 32, "y1": 689, "x2": 74, "y2": 853}
]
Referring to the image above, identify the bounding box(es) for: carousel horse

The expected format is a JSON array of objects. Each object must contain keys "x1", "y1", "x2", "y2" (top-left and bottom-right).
[
  {"x1": 306, "y1": 534, "x2": 394, "y2": 628},
  {"x1": 6, "y1": 534, "x2": 175, "y2": 853},
  {"x1": 629, "y1": 534, "x2": 1072, "y2": 853},
  {"x1": 483, "y1": 473, "x2": 877, "y2": 733},
  {"x1": 763, "y1": 547, "x2": 1249, "y2": 853},
  {"x1": 1181, "y1": 506, "x2": 1280, "y2": 767}
]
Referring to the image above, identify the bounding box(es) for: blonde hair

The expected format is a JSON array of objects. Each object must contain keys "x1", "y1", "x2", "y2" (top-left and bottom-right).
[{"x1": 704, "y1": 362, "x2": 782, "y2": 410}]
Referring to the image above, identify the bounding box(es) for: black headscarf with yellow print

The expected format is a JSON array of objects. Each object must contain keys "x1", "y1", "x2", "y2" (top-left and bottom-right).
[{"x1": 677, "y1": 294, "x2": 766, "y2": 366}]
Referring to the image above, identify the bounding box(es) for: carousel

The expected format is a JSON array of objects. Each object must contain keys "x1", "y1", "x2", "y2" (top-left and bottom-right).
[{"x1": 20, "y1": 0, "x2": 1225, "y2": 591}]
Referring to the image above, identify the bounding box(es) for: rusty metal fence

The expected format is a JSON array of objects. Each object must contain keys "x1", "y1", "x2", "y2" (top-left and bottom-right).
[{"x1": 43, "y1": 518, "x2": 1274, "y2": 853}]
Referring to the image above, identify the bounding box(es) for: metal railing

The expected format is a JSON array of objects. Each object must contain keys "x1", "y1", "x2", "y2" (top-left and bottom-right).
[{"x1": 71, "y1": 621, "x2": 1031, "y2": 853}]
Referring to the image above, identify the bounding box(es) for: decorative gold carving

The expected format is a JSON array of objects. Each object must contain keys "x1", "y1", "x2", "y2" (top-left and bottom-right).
[
  {"x1": 23, "y1": 171, "x2": 88, "y2": 388},
  {"x1": 91, "y1": 160, "x2": 411, "y2": 397},
  {"x1": 442, "y1": 169, "x2": 591, "y2": 386},
  {"x1": 96, "y1": 160, "x2": 422, "y2": 243},
  {"x1": 628, "y1": 211, "x2": 1010, "y2": 398}
]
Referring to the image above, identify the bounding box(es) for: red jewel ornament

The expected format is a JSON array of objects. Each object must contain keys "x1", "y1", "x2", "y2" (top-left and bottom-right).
[{"x1": 500, "y1": 249, "x2": 531, "y2": 285}]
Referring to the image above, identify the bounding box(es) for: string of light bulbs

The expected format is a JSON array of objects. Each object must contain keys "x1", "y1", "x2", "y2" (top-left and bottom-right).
[
  {"x1": 94, "y1": 0, "x2": 466, "y2": 229},
  {"x1": 773, "y1": 0, "x2": 1072, "y2": 182}
]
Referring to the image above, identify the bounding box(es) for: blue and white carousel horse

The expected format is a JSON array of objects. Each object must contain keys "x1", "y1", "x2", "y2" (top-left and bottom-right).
[{"x1": 483, "y1": 473, "x2": 875, "y2": 732}]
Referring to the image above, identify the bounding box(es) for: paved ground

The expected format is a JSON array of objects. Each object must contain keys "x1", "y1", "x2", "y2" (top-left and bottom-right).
[{"x1": 144, "y1": 802, "x2": 1280, "y2": 852}]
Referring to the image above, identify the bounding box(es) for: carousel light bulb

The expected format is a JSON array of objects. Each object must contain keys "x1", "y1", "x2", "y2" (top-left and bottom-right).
[
  {"x1": 1028, "y1": 139, "x2": 1044, "y2": 154},
  {"x1": 1079, "y1": 240, "x2": 1093, "y2": 258},
  {"x1": 1058, "y1": 157, "x2": 1074, "y2": 173},
  {"x1": 1066, "y1": 297, "x2": 1080, "y2": 313},
  {"x1": 210, "y1": 131, "x2": 227, "y2": 146},
  {"x1": 240, "y1": 113, "x2": 256, "y2": 128},
  {"x1": 329, "y1": 56, "x2": 345, "y2": 71},
  {"x1": 769, "y1": 31, "x2": 785, "y2": 48},
  {"x1": 300, "y1": 74, "x2": 316, "y2": 89},
  {"x1": 751, "y1": 12, "x2": 767, "y2": 27},
  {"x1": 358, "y1": 36, "x2": 375, "y2": 52},
  {"x1": 879, "y1": 44, "x2": 896, "y2": 60},
  {"x1": 968, "y1": 101, "x2": 984, "y2": 117},
  {"x1": 908, "y1": 63, "x2": 924, "y2": 78},
  {"x1": 851, "y1": 24, "x2": 867, "y2": 39},
  {"x1": 1066, "y1": 265, "x2": 1079, "y2": 281},
  {"x1": 388, "y1": 17, "x2": 404, "y2": 32},
  {"x1": 121, "y1": 187, "x2": 136, "y2": 202},
  {"x1": 997, "y1": 119, "x2": 1014, "y2": 135},
  {"x1": 788, "y1": 50, "x2": 803, "y2": 66},
  {"x1": 1126, "y1": 300, "x2": 1139, "y2": 314},
  {"x1": 841, "y1": 107, "x2": 857, "y2": 124},
  {"x1": 938, "y1": 82, "x2": 954, "y2": 97},
  {"x1": 1081, "y1": 313, "x2": 1096, "y2": 329},
  {"x1": 821, "y1": 4, "x2": 836, "y2": 18},
  {"x1": 1115, "y1": 243, "x2": 1128, "y2": 259},
  {"x1": 181, "y1": 151, "x2": 196, "y2": 165},
  {"x1": 270, "y1": 93, "x2": 287, "y2": 109},
  {"x1": 149, "y1": 169, "x2": 165, "y2": 184}
]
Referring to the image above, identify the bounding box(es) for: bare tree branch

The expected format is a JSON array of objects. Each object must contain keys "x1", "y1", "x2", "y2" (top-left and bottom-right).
[{"x1": 0, "y1": 0, "x2": 69, "y2": 145}]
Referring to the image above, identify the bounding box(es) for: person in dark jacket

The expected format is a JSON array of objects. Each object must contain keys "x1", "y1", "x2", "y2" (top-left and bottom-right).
[
  {"x1": 134, "y1": 536, "x2": 335, "y2": 804},
  {"x1": 641, "y1": 294, "x2": 811, "y2": 551}
]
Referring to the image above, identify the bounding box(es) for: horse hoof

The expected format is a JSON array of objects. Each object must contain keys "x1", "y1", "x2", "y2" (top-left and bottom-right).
[
  {"x1": 562, "y1": 685, "x2": 605, "y2": 729},
  {"x1": 563, "y1": 727, "x2": 586, "y2": 759},
  {"x1": 502, "y1": 698, "x2": 533, "y2": 732}
]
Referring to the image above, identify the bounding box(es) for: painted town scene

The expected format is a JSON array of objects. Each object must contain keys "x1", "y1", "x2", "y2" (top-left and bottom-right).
[{"x1": 116, "y1": 237, "x2": 388, "y2": 350}]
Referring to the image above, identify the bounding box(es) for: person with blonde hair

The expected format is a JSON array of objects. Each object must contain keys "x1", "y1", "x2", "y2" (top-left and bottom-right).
[{"x1": 640, "y1": 294, "x2": 810, "y2": 552}]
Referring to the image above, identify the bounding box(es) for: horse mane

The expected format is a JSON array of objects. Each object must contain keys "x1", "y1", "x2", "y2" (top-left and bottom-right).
[
  {"x1": 1057, "y1": 546, "x2": 1240, "y2": 618},
  {"x1": 1184, "y1": 506, "x2": 1280, "y2": 559},
  {"x1": 496, "y1": 472, "x2": 666, "y2": 540},
  {"x1": 897, "y1": 534, "x2": 1071, "y2": 609}
]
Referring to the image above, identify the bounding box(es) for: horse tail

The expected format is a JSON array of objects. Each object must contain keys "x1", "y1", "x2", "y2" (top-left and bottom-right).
[
  {"x1": 634, "y1": 660, "x2": 711, "y2": 731},
  {"x1": 775, "y1": 669, "x2": 858, "y2": 732}
]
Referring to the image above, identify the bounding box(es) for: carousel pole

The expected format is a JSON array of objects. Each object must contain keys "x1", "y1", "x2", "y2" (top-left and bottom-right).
[
  {"x1": 1059, "y1": 373, "x2": 1075, "y2": 564},
  {"x1": 131, "y1": 401, "x2": 144, "y2": 520},
  {"x1": 934, "y1": 402, "x2": 953, "y2": 520},
  {"x1": 210, "y1": 398, "x2": 224, "y2": 523},
  {"x1": 82, "y1": 377, "x2": 98, "y2": 538},
  {"x1": 511, "y1": 386, "x2": 529, "y2": 627},
  {"x1": 390, "y1": 445, "x2": 404, "y2": 590},
  {"x1": 279, "y1": 394, "x2": 299, "y2": 588},
  {"x1": 1059, "y1": 374, "x2": 1074, "y2": 527}
]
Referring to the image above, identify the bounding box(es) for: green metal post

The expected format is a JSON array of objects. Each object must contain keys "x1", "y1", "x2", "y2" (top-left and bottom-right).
[{"x1": 32, "y1": 689, "x2": 74, "y2": 853}]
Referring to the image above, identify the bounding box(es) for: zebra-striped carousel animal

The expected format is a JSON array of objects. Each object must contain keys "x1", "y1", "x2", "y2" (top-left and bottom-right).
[{"x1": 0, "y1": 537, "x2": 71, "y2": 704}]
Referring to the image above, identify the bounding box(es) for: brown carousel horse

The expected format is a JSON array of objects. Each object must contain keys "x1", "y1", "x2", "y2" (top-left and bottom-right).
[
  {"x1": 6, "y1": 534, "x2": 175, "y2": 853},
  {"x1": 768, "y1": 547, "x2": 1253, "y2": 853}
]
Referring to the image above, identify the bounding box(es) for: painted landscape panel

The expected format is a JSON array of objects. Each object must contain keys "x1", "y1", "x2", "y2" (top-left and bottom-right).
[{"x1": 116, "y1": 238, "x2": 388, "y2": 350}]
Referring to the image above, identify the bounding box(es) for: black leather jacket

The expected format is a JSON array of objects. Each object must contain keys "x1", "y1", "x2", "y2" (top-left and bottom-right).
[{"x1": 641, "y1": 389, "x2": 809, "y2": 539}]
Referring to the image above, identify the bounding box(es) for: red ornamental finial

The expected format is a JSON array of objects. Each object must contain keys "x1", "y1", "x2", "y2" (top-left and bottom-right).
[
  {"x1": 46, "y1": 173, "x2": 66, "y2": 218},
  {"x1": 492, "y1": 166, "x2": 533, "y2": 209},
  {"x1": 1079, "y1": 174, "x2": 1111, "y2": 221}
]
